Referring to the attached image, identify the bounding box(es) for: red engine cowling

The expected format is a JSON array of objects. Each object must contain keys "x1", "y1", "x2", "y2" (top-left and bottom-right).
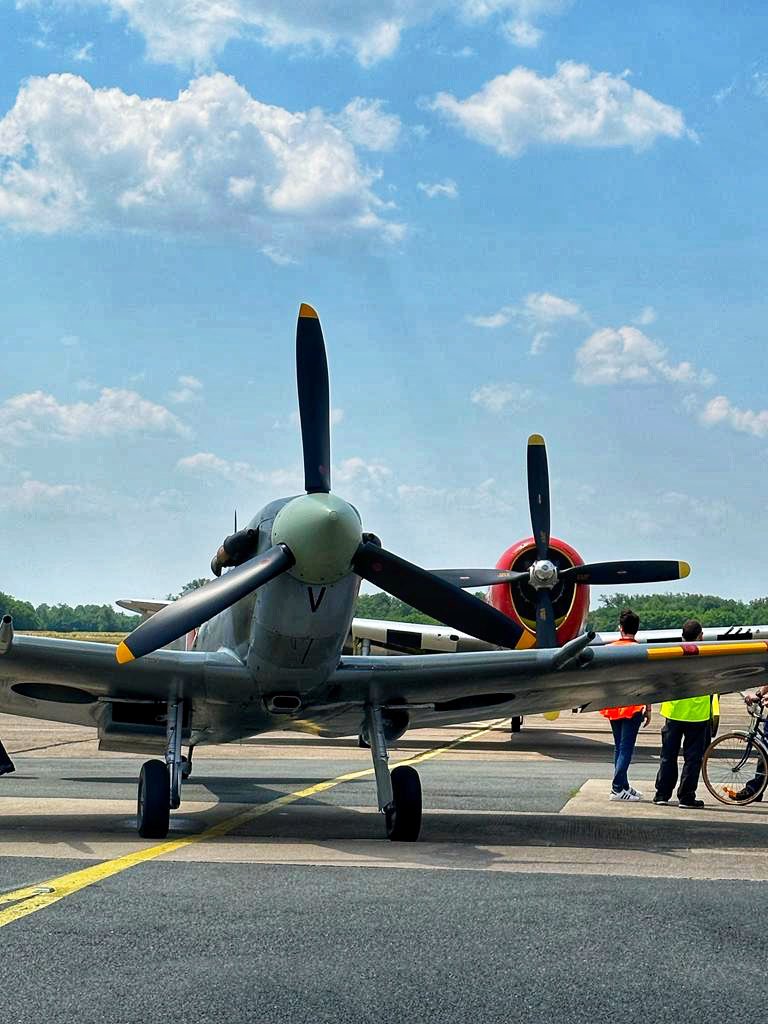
[{"x1": 488, "y1": 536, "x2": 590, "y2": 648}]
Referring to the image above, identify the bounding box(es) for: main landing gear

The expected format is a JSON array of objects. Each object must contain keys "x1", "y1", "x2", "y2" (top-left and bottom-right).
[
  {"x1": 137, "y1": 699, "x2": 192, "y2": 839},
  {"x1": 365, "y1": 704, "x2": 422, "y2": 842}
]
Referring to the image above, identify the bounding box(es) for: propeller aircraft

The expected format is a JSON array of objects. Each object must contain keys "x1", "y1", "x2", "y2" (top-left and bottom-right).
[{"x1": 2, "y1": 304, "x2": 767, "y2": 842}]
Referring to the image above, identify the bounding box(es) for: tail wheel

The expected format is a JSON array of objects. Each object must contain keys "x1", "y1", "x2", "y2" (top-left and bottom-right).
[
  {"x1": 510, "y1": 716, "x2": 524, "y2": 734},
  {"x1": 702, "y1": 731, "x2": 768, "y2": 806},
  {"x1": 137, "y1": 759, "x2": 171, "y2": 838},
  {"x1": 385, "y1": 764, "x2": 422, "y2": 842}
]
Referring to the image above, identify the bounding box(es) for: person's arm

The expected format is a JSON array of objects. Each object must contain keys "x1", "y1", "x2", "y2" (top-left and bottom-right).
[{"x1": 642, "y1": 704, "x2": 652, "y2": 727}]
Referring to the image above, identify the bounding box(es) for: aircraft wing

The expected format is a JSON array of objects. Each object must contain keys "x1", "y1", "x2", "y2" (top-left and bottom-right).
[
  {"x1": 0, "y1": 634, "x2": 254, "y2": 743},
  {"x1": 350, "y1": 617, "x2": 495, "y2": 654},
  {"x1": 331, "y1": 639, "x2": 768, "y2": 718}
]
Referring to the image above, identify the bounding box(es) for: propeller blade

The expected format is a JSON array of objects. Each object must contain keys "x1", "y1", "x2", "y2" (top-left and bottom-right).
[
  {"x1": 431, "y1": 568, "x2": 528, "y2": 589},
  {"x1": 535, "y1": 589, "x2": 558, "y2": 649},
  {"x1": 527, "y1": 433, "x2": 550, "y2": 561},
  {"x1": 117, "y1": 544, "x2": 295, "y2": 663},
  {"x1": 296, "y1": 303, "x2": 331, "y2": 494},
  {"x1": 559, "y1": 560, "x2": 691, "y2": 586},
  {"x1": 352, "y1": 542, "x2": 525, "y2": 649}
]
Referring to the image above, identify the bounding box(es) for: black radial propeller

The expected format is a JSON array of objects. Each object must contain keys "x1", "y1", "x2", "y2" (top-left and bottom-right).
[
  {"x1": 117, "y1": 304, "x2": 528, "y2": 663},
  {"x1": 513, "y1": 433, "x2": 690, "y2": 650}
]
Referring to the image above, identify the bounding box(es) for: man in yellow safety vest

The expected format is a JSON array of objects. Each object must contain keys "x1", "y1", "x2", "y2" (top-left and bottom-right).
[{"x1": 653, "y1": 618, "x2": 719, "y2": 809}]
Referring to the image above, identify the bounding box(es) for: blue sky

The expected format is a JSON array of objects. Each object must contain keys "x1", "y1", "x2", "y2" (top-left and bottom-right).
[{"x1": 0, "y1": 0, "x2": 766, "y2": 607}]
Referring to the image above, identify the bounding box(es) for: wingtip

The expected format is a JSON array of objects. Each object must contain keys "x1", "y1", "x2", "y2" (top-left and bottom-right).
[
  {"x1": 116, "y1": 641, "x2": 135, "y2": 665},
  {"x1": 679, "y1": 561, "x2": 691, "y2": 579},
  {"x1": 528, "y1": 433, "x2": 545, "y2": 446},
  {"x1": 299, "y1": 302, "x2": 318, "y2": 320}
]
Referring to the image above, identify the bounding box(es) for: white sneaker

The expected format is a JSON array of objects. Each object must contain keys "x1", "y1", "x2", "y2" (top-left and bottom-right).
[
  {"x1": 610, "y1": 789, "x2": 641, "y2": 802},
  {"x1": 628, "y1": 786, "x2": 644, "y2": 798}
]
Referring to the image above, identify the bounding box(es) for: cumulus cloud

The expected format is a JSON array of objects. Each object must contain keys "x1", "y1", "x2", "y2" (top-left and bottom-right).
[
  {"x1": 417, "y1": 179, "x2": 459, "y2": 199},
  {"x1": 333, "y1": 98, "x2": 401, "y2": 151},
  {"x1": 699, "y1": 395, "x2": 768, "y2": 439},
  {"x1": 0, "y1": 478, "x2": 81, "y2": 511},
  {"x1": 429, "y1": 61, "x2": 693, "y2": 157},
  {"x1": 177, "y1": 451, "x2": 391, "y2": 489},
  {"x1": 169, "y1": 375, "x2": 203, "y2": 404},
  {"x1": 574, "y1": 327, "x2": 714, "y2": 388},
  {"x1": 470, "y1": 291, "x2": 583, "y2": 329},
  {"x1": 19, "y1": 1, "x2": 568, "y2": 67},
  {"x1": 0, "y1": 388, "x2": 189, "y2": 444},
  {"x1": 0, "y1": 73, "x2": 404, "y2": 251},
  {"x1": 470, "y1": 382, "x2": 533, "y2": 413}
]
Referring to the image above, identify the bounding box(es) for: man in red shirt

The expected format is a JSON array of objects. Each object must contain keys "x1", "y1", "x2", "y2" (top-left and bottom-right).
[{"x1": 600, "y1": 608, "x2": 652, "y2": 801}]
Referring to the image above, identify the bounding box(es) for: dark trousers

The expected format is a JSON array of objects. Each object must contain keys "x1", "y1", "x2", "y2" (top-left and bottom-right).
[
  {"x1": 0, "y1": 740, "x2": 12, "y2": 767},
  {"x1": 655, "y1": 717, "x2": 709, "y2": 803},
  {"x1": 609, "y1": 713, "x2": 643, "y2": 792}
]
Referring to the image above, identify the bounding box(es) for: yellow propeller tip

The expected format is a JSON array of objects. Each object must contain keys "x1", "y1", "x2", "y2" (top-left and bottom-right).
[
  {"x1": 528, "y1": 433, "x2": 545, "y2": 446},
  {"x1": 299, "y1": 303, "x2": 318, "y2": 320},
  {"x1": 679, "y1": 561, "x2": 691, "y2": 579},
  {"x1": 115, "y1": 641, "x2": 135, "y2": 665}
]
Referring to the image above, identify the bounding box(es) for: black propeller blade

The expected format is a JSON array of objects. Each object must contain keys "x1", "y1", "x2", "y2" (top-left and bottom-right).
[
  {"x1": 559, "y1": 560, "x2": 691, "y2": 586},
  {"x1": 535, "y1": 590, "x2": 558, "y2": 649},
  {"x1": 353, "y1": 542, "x2": 526, "y2": 649},
  {"x1": 116, "y1": 545, "x2": 295, "y2": 663},
  {"x1": 527, "y1": 433, "x2": 550, "y2": 560},
  {"x1": 431, "y1": 568, "x2": 528, "y2": 589},
  {"x1": 296, "y1": 303, "x2": 331, "y2": 494}
]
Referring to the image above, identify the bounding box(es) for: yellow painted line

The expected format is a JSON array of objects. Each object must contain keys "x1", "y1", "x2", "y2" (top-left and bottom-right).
[{"x1": 0, "y1": 719, "x2": 505, "y2": 930}]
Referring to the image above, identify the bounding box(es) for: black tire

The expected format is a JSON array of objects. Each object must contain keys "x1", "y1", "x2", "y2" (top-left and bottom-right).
[
  {"x1": 385, "y1": 764, "x2": 422, "y2": 842},
  {"x1": 510, "y1": 715, "x2": 524, "y2": 734},
  {"x1": 181, "y1": 755, "x2": 192, "y2": 780},
  {"x1": 137, "y1": 759, "x2": 170, "y2": 838},
  {"x1": 702, "y1": 731, "x2": 768, "y2": 805}
]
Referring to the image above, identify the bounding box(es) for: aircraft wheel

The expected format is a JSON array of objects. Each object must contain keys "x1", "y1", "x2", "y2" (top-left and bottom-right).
[
  {"x1": 137, "y1": 759, "x2": 170, "y2": 839},
  {"x1": 510, "y1": 715, "x2": 524, "y2": 734},
  {"x1": 385, "y1": 764, "x2": 422, "y2": 842}
]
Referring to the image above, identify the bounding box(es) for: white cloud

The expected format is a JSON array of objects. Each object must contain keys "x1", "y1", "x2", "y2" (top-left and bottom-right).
[
  {"x1": 334, "y1": 98, "x2": 401, "y2": 151},
  {"x1": 177, "y1": 450, "x2": 390, "y2": 489},
  {"x1": 470, "y1": 382, "x2": 532, "y2": 413},
  {"x1": 529, "y1": 330, "x2": 550, "y2": 355},
  {"x1": 72, "y1": 41, "x2": 94, "y2": 61},
  {"x1": 429, "y1": 61, "x2": 693, "y2": 157},
  {"x1": 0, "y1": 479, "x2": 81, "y2": 511},
  {"x1": 634, "y1": 305, "x2": 657, "y2": 326},
  {"x1": 503, "y1": 20, "x2": 542, "y2": 47},
  {"x1": 0, "y1": 73, "x2": 404, "y2": 249},
  {"x1": 169, "y1": 375, "x2": 203, "y2": 404},
  {"x1": 574, "y1": 326, "x2": 714, "y2": 388},
  {"x1": 753, "y1": 72, "x2": 768, "y2": 100},
  {"x1": 468, "y1": 291, "x2": 583, "y2": 336},
  {"x1": 397, "y1": 476, "x2": 515, "y2": 515},
  {"x1": 700, "y1": 395, "x2": 768, "y2": 439},
  {"x1": 0, "y1": 388, "x2": 189, "y2": 444},
  {"x1": 20, "y1": 1, "x2": 569, "y2": 67},
  {"x1": 417, "y1": 179, "x2": 459, "y2": 199}
]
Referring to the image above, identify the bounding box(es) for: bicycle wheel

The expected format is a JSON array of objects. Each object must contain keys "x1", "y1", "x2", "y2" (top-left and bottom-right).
[{"x1": 702, "y1": 731, "x2": 768, "y2": 805}]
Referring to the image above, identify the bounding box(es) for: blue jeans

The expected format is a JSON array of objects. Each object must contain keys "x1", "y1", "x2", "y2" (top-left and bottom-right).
[{"x1": 609, "y1": 713, "x2": 643, "y2": 792}]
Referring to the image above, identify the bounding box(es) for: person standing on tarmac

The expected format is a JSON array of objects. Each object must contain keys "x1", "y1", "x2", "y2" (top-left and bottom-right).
[
  {"x1": 600, "y1": 608, "x2": 652, "y2": 802},
  {"x1": 653, "y1": 619, "x2": 718, "y2": 809}
]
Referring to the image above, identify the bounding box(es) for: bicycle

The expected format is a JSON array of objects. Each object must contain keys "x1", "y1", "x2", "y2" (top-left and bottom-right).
[{"x1": 702, "y1": 700, "x2": 768, "y2": 805}]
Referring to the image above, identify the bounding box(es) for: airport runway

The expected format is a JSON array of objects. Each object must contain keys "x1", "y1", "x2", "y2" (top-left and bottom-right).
[{"x1": 0, "y1": 708, "x2": 765, "y2": 1024}]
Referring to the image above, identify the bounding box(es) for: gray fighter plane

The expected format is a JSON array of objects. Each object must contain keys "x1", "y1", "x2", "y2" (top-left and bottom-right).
[{"x1": 1, "y1": 304, "x2": 767, "y2": 841}]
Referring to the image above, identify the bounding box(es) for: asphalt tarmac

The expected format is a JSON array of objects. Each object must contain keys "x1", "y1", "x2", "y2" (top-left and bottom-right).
[{"x1": 0, "y1": 709, "x2": 765, "y2": 1024}]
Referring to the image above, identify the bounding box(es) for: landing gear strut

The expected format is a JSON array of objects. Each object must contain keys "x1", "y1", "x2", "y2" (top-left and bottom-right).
[
  {"x1": 137, "y1": 699, "x2": 188, "y2": 839},
  {"x1": 365, "y1": 704, "x2": 422, "y2": 842}
]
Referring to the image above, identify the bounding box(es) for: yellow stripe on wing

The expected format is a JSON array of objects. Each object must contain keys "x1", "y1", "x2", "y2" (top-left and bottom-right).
[{"x1": 647, "y1": 640, "x2": 768, "y2": 661}]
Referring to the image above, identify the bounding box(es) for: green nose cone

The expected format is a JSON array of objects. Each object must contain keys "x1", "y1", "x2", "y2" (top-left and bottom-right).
[{"x1": 271, "y1": 493, "x2": 362, "y2": 585}]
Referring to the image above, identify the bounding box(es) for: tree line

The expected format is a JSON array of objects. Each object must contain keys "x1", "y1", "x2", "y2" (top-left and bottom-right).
[
  {"x1": 3, "y1": 586, "x2": 767, "y2": 634},
  {"x1": 356, "y1": 591, "x2": 768, "y2": 631}
]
